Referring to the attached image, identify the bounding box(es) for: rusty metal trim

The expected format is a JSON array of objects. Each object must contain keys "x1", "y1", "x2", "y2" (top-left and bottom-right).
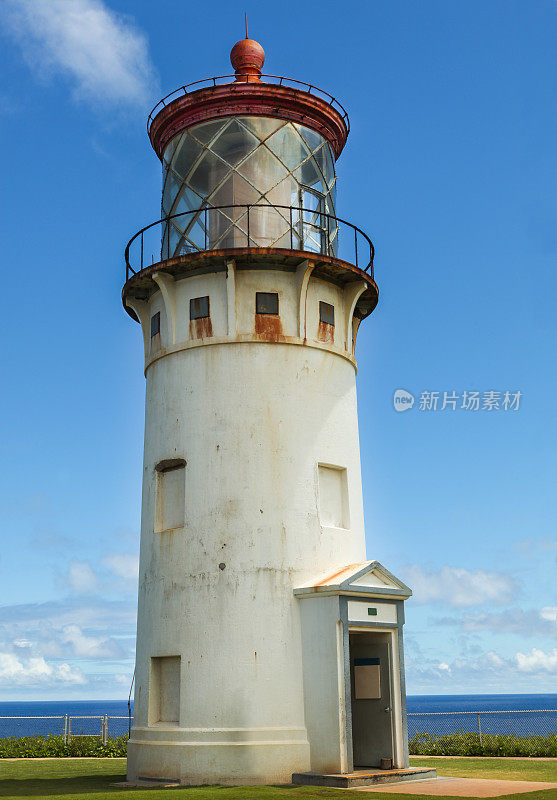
[
  {"x1": 148, "y1": 81, "x2": 349, "y2": 161},
  {"x1": 148, "y1": 73, "x2": 350, "y2": 155},
  {"x1": 122, "y1": 247, "x2": 379, "y2": 322}
]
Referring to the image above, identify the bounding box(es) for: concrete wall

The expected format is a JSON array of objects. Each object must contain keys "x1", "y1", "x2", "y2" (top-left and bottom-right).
[
  {"x1": 299, "y1": 595, "x2": 348, "y2": 773},
  {"x1": 127, "y1": 263, "x2": 369, "y2": 784}
]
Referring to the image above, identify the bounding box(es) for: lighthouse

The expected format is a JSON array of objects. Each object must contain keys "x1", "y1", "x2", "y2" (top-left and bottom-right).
[{"x1": 123, "y1": 36, "x2": 413, "y2": 786}]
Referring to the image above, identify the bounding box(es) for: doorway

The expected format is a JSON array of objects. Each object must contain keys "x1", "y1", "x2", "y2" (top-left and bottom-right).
[{"x1": 349, "y1": 631, "x2": 394, "y2": 769}]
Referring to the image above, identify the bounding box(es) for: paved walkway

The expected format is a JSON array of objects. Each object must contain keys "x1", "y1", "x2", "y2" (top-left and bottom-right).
[
  {"x1": 410, "y1": 756, "x2": 557, "y2": 762},
  {"x1": 357, "y1": 777, "x2": 557, "y2": 796}
]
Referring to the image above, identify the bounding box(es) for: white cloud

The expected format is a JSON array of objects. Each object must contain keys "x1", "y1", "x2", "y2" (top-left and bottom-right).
[
  {"x1": 485, "y1": 651, "x2": 505, "y2": 668},
  {"x1": 515, "y1": 647, "x2": 557, "y2": 673},
  {"x1": 0, "y1": 652, "x2": 85, "y2": 685},
  {"x1": 0, "y1": 598, "x2": 136, "y2": 697},
  {"x1": 60, "y1": 624, "x2": 124, "y2": 659},
  {"x1": 403, "y1": 565, "x2": 518, "y2": 607},
  {"x1": 3, "y1": 0, "x2": 158, "y2": 109},
  {"x1": 405, "y1": 639, "x2": 557, "y2": 693},
  {"x1": 0, "y1": 597, "x2": 136, "y2": 662},
  {"x1": 67, "y1": 560, "x2": 98, "y2": 594},
  {"x1": 541, "y1": 607, "x2": 557, "y2": 622},
  {"x1": 0, "y1": 597, "x2": 136, "y2": 630},
  {"x1": 13, "y1": 639, "x2": 32, "y2": 649},
  {"x1": 515, "y1": 538, "x2": 557, "y2": 558},
  {"x1": 436, "y1": 607, "x2": 557, "y2": 638},
  {"x1": 103, "y1": 552, "x2": 139, "y2": 581}
]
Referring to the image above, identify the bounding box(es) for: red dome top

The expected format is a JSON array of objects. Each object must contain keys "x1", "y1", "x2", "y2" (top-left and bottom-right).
[
  {"x1": 148, "y1": 37, "x2": 350, "y2": 160},
  {"x1": 230, "y1": 38, "x2": 265, "y2": 82}
]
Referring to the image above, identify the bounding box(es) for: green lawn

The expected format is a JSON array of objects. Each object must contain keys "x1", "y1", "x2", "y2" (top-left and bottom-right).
[
  {"x1": 0, "y1": 757, "x2": 555, "y2": 800},
  {"x1": 408, "y1": 756, "x2": 557, "y2": 783}
]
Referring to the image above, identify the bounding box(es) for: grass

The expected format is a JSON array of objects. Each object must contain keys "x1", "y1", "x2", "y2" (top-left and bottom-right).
[
  {"x1": 0, "y1": 757, "x2": 555, "y2": 800},
  {"x1": 409, "y1": 755, "x2": 557, "y2": 783}
]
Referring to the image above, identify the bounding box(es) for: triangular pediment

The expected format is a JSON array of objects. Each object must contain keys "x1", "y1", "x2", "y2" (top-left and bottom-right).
[
  {"x1": 294, "y1": 560, "x2": 412, "y2": 599},
  {"x1": 350, "y1": 569, "x2": 398, "y2": 589},
  {"x1": 340, "y1": 561, "x2": 412, "y2": 596}
]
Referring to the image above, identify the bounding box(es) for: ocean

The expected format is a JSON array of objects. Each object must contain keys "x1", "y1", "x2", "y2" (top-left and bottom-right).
[
  {"x1": 406, "y1": 694, "x2": 557, "y2": 738},
  {"x1": 0, "y1": 700, "x2": 132, "y2": 739},
  {"x1": 406, "y1": 693, "x2": 557, "y2": 713},
  {"x1": 0, "y1": 694, "x2": 555, "y2": 738}
]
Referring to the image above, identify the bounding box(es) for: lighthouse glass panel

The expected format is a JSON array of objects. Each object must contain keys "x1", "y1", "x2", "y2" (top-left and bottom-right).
[{"x1": 161, "y1": 117, "x2": 338, "y2": 258}]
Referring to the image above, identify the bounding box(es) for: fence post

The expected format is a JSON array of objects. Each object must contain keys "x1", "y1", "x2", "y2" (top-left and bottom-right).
[
  {"x1": 63, "y1": 714, "x2": 67, "y2": 745},
  {"x1": 477, "y1": 712, "x2": 482, "y2": 745},
  {"x1": 67, "y1": 716, "x2": 71, "y2": 743},
  {"x1": 104, "y1": 714, "x2": 108, "y2": 744}
]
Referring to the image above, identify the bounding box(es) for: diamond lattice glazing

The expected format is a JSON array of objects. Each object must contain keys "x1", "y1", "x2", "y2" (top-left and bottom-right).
[{"x1": 161, "y1": 117, "x2": 338, "y2": 257}]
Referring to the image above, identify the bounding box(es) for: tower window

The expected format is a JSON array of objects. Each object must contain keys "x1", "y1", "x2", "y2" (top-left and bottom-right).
[
  {"x1": 155, "y1": 459, "x2": 186, "y2": 532},
  {"x1": 149, "y1": 656, "x2": 180, "y2": 725},
  {"x1": 190, "y1": 296, "x2": 210, "y2": 320},
  {"x1": 256, "y1": 292, "x2": 279, "y2": 315},
  {"x1": 319, "y1": 301, "x2": 335, "y2": 326},
  {"x1": 318, "y1": 464, "x2": 349, "y2": 529},
  {"x1": 150, "y1": 312, "x2": 160, "y2": 337}
]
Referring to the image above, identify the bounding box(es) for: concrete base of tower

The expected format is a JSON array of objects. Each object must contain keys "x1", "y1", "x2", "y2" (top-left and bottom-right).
[{"x1": 127, "y1": 727, "x2": 311, "y2": 785}]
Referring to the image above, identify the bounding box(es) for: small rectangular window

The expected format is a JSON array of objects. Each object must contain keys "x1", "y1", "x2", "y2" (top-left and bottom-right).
[
  {"x1": 155, "y1": 461, "x2": 185, "y2": 532},
  {"x1": 149, "y1": 656, "x2": 180, "y2": 725},
  {"x1": 256, "y1": 292, "x2": 279, "y2": 315},
  {"x1": 150, "y1": 312, "x2": 160, "y2": 338},
  {"x1": 319, "y1": 301, "x2": 335, "y2": 326},
  {"x1": 190, "y1": 296, "x2": 210, "y2": 320},
  {"x1": 318, "y1": 464, "x2": 349, "y2": 529}
]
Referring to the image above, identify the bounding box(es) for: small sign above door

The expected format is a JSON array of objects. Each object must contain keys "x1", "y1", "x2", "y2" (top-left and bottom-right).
[{"x1": 348, "y1": 601, "x2": 397, "y2": 625}]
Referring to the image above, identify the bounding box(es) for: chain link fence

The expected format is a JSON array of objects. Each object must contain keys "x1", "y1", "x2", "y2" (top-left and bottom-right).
[
  {"x1": 0, "y1": 715, "x2": 132, "y2": 742},
  {"x1": 1, "y1": 709, "x2": 556, "y2": 754},
  {"x1": 408, "y1": 709, "x2": 557, "y2": 756}
]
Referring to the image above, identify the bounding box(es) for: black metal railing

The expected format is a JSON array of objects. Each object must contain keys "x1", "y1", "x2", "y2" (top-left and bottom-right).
[
  {"x1": 147, "y1": 74, "x2": 350, "y2": 136},
  {"x1": 124, "y1": 204, "x2": 374, "y2": 282}
]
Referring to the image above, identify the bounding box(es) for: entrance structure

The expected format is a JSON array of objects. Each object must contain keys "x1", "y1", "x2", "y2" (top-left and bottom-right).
[{"x1": 123, "y1": 36, "x2": 412, "y2": 785}]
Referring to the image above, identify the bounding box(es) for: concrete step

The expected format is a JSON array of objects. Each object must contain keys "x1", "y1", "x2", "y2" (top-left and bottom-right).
[{"x1": 292, "y1": 767, "x2": 437, "y2": 788}]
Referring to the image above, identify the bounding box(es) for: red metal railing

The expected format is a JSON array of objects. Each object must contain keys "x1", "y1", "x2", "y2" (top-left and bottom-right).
[
  {"x1": 124, "y1": 204, "x2": 374, "y2": 283},
  {"x1": 147, "y1": 74, "x2": 350, "y2": 136}
]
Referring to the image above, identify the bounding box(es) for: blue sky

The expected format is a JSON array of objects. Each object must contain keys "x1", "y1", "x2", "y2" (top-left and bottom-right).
[{"x1": 0, "y1": 0, "x2": 555, "y2": 700}]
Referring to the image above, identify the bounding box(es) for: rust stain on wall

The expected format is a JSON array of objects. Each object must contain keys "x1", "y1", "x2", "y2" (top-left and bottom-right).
[
  {"x1": 255, "y1": 313, "x2": 283, "y2": 342},
  {"x1": 190, "y1": 316, "x2": 213, "y2": 339},
  {"x1": 317, "y1": 320, "x2": 334, "y2": 343}
]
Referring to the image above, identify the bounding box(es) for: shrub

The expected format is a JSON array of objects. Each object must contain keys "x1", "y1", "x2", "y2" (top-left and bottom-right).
[
  {"x1": 0, "y1": 734, "x2": 128, "y2": 758},
  {"x1": 409, "y1": 731, "x2": 557, "y2": 758}
]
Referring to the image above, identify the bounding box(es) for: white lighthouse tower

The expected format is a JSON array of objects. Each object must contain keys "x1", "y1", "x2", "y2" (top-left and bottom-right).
[{"x1": 124, "y1": 36, "x2": 414, "y2": 787}]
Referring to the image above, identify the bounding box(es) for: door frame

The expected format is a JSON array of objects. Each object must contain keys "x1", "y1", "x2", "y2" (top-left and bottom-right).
[
  {"x1": 347, "y1": 627, "x2": 404, "y2": 769},
  {"x1": 338, "y1": 593, "x2": 409, "y2": 771},
  {"x1": 294, "y1": 565, "x2": 412, "y2": 775}
]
